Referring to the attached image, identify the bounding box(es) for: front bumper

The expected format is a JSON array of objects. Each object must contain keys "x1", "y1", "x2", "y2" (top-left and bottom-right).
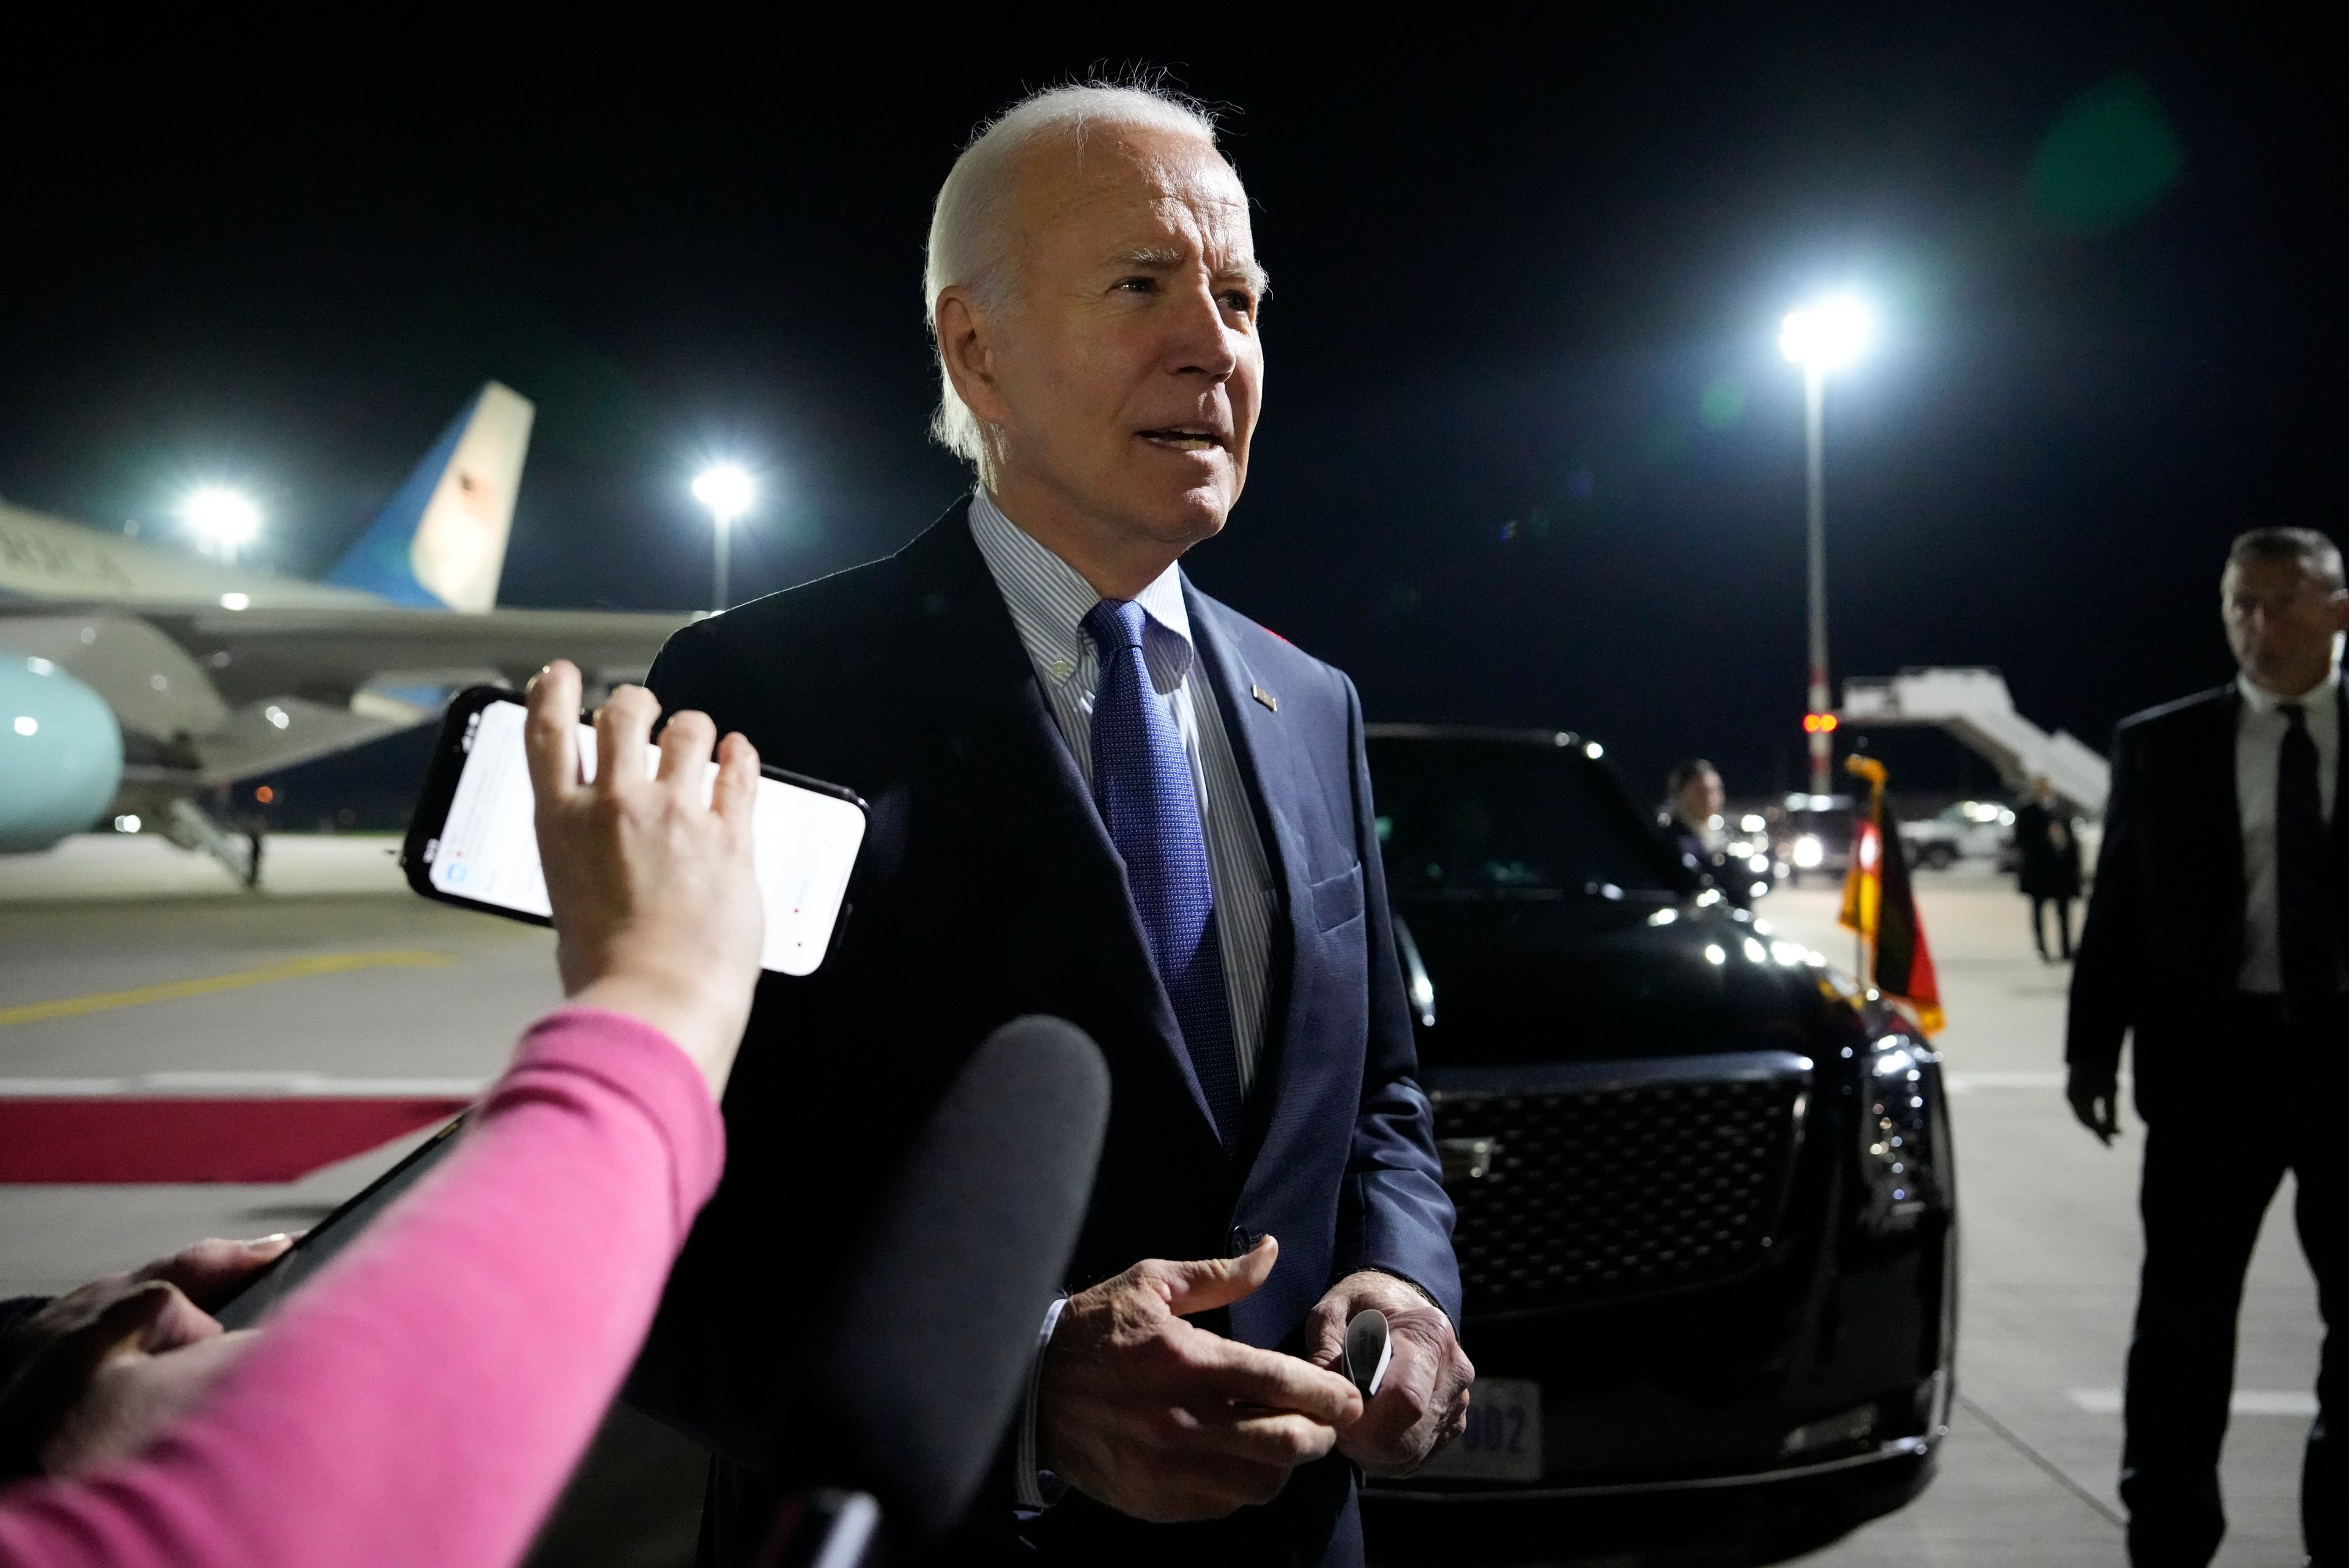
[{"x1": 1363, "y1": 1429, "x2": 1941, "y2": 1566}]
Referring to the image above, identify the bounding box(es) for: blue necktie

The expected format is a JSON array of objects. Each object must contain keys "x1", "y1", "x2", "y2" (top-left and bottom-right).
[
  {"x1": 1081, "y1": 599, "x2": 1244, "y2": 1148},
  {"x1": 2276, "y1": 703, "x2": 2336, "y2": 1005}
]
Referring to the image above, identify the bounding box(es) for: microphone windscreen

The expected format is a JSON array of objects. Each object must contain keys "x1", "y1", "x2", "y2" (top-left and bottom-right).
[{"x1": 811, "y1": 1015, "x2": 1108, "y2": 1538}]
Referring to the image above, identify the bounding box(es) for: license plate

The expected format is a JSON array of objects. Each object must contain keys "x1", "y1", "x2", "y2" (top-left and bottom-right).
[{"x1": 1416, "y1": 1377, "x2": 1542, "y2": 1481}]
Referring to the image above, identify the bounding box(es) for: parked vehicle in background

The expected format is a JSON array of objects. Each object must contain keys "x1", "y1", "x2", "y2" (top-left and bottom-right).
[
  {"x1": 1898, "y1": 799, "x2": 2016, "y2": 871},
  {"x1": 1362, "y1": 728, "x2": 1956, "y2": 1566},
  {"x1": 1766, "y1": 793, "x2": 1857, "y2": 882}
]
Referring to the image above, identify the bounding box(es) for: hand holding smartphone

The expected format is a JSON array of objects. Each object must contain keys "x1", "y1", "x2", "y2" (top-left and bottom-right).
[{"x1": 403, "y1": 686, "x2": 866, "y2": 976}]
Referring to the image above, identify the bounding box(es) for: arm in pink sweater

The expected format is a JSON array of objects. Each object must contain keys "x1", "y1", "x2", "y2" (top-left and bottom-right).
[{"x1": 0, "y1": 1006, "x2": 725, "y2": 1568}]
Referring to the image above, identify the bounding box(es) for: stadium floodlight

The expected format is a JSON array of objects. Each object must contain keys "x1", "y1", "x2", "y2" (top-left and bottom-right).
[
  {"x1": 182, "y1": 486, "x2": 262, "y2": 562},
  {"x1": 692, "y1": 464, "x2": 757, "y2": 613},
  {"x1": 1778, "y1": 291, "x2": 1876, "y2": 793}
]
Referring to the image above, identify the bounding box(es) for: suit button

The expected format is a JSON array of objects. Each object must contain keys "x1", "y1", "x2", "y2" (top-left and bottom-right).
[{"x1": 1230, "y1": 1226, "x2": 1253, "y2": 1256}]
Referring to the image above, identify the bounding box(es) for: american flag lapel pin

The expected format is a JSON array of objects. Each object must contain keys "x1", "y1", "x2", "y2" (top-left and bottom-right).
[{"x1": 1251, "y1": 682, "x2": 1278, "y2": 713}]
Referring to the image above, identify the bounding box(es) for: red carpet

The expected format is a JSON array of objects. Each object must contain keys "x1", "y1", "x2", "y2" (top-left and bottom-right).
[{"x1": 0, "y1": 1098, "x2": 471, "y2": 1183}]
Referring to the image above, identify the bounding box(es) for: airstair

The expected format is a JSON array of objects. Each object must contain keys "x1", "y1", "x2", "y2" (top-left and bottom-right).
[{"x1": 1840, "y1": 667, "x2": 2110, "y2": 815}]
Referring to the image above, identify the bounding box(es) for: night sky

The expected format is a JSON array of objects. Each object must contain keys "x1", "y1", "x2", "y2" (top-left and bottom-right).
[{"x1": 6, "y1": 16, "x2": 2334, "y2": 810}]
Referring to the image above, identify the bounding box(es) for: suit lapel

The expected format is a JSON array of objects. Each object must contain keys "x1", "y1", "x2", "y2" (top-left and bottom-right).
[
  {"x1": 894, "y1": 511, "x2": 1219, "y2": 1142},
  {"x1": 2212, "y1": 686, "x2": 2247, "y2": 969},
  {"x1": 2332, "y1": 684, "x2": 2349, "y2": 863},
  {"x1": 1184, "y1": 585, "x2": 1313, "y2": 1170}
]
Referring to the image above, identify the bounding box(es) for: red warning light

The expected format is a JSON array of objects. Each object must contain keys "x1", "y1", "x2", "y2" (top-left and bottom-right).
[
  {"x1": 1802, "y1": 712, "x2": 1840, "y2": 734},
  {"x1": 255, "y1": 785, "x2": 276, "y2": 804}
]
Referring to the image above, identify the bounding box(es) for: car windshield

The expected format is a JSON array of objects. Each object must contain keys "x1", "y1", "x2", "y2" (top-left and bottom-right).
[{"x1": 1368, "y1": 735, "x2": 1689, "y2": 896}]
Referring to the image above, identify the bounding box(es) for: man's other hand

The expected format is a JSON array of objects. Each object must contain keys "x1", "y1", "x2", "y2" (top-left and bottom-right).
[
  {"x1": 0, "y1": 1235, "x2": 291, "y2": 1479},
  {"x1": 1304, "y1": 1271, "x2": 1473, "y2": 1477},
  {"x1": 2066, "y1": 1065, "x2": 2121, "y2": 1145},
  {"x1": 1039, "y1": 1236, "x2": 1362, "y2": 1522}
]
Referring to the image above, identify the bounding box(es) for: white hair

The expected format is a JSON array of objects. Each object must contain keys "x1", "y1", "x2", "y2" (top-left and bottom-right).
[{"x1": 924, "y1": 81, "x2": 1224, "y2": 468}]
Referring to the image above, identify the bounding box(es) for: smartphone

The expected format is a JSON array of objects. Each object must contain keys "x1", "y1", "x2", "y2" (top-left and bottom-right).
[
  {"x1": 213, "y1": 1116, "x2": 467, "y2": 1329},
  {"x1": 403, "y1": 686, "x2": 867, "y2": 976}
]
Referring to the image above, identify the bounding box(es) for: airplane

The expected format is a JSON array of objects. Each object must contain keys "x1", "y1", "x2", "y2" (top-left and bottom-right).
[{"x1": 0, "y1": 382, "x2": 691, "y2": 879}]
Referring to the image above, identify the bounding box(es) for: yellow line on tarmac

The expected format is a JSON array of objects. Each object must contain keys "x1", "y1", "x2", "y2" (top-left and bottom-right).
[{"x1": 0, "y1": 950, "x2": 456, "y2": 1030}]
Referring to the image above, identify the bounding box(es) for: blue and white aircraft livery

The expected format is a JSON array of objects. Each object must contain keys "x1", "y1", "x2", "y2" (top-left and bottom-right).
[{"x1": 0, "y1": 383, "x2": 688, "y2": 866}]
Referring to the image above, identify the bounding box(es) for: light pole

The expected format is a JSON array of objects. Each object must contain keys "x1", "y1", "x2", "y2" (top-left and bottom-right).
[
  {"x1": 1778, "y1": 294, "x2": 1873, "y2": 796},
  {"x1": 691, "y1": 464, "x2": 755, "y2": 613},
  {"x1": 182, "y1": 486, "x2": 262, "y2": 566}
]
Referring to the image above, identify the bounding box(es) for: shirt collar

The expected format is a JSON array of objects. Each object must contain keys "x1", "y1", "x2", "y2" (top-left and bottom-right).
[
  {"x1": 2238, "y1": 660, "x2": 2342, "y2": 716},
  {"x1": 968, "y1": 489, "x2": 1193, "y2": 684}
]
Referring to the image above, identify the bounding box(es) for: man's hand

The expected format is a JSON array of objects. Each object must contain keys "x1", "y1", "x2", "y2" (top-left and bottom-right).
[
  {"x1": 2066, "y1": 1065, "x2": 2121, "y2": 1146},
  {"x1": 1039, "y1": 1236, "x2": 1363, "y2": 1522},
  {"x1": 0, "y1": 1235, "x2": 291, "y2": 1479},
  {"x1": 1303, "y1": 1271, "x2": 1473, "y2": 1477}
]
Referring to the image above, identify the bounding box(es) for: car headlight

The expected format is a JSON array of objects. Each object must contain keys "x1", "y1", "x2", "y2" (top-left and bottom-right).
[
  {"x1": 1858, "y1": 1035, "x2": 1950, "y2": 1235},
  {"x1": 1792, "y1": 834, "x2": 1825, "y2": 869}
]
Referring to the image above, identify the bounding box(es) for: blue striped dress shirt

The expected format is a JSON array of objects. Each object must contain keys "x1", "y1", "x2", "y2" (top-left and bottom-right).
[{"x1": 968, "y1": 490, "x2": 1278, "y2": 1098}]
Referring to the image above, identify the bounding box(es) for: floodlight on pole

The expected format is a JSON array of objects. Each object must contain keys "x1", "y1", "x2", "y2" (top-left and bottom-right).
[
  {"x1": 182, "y1": 486, "x2": 262, "y2": 564},
  {"x1": 1778, "y1": 292, "x2": 1874, "y2": 795},
  {"x1": 691, "y1": 464, "x2": 756, "y2": 613}
]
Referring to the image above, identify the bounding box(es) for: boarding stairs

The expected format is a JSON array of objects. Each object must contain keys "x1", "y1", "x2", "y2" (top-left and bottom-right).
[{"x1": 1840, "y1": 667, "x2": 2110, "y2": 816}]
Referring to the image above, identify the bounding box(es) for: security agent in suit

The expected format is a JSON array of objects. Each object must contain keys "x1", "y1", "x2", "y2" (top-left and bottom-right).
[
  {"x1": 2068, "y1": 527, "x2": 2347, "y2": 1568},
  {"x1": 2013, "y1": 776, "x2": 2083, "y2": 962},
  {"x1": 626, "y1": 85, "x2": 1469, "y2": 1568},
  {"x1": 1659, "y1": 758, "x2": 1752, "y2": 908}
]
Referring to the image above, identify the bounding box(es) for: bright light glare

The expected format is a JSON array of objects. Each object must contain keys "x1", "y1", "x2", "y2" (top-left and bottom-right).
[
  {"x1": 114, "y1": 814, "x2": 141, "y2": 833},
  {"x1": 219, "y1": 592, "x2": 250, "y2": 611},
  {"x1": 1779, "y1": 294, "x2": 1874, "y2": 372},
  {"x1": 183, "y1": 487, "x2": 262, "y2": 550},
  {"x1": 1792, "y1": 834, "x2": 1826, "y2": 869},
  {"x1": 692, "y1": 464, "x2": 756, "y2": 525},
  {"x1": 10, "y1": 716, "x2": 34, "y2": 736}
]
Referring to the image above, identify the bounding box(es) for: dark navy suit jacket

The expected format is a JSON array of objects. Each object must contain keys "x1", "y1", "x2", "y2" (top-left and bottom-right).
[
  {"x1": 628, "y1": 504, "x2": 1460, "y2": 1567},
  {"x1": 2068, "y1": 681, "x2": 2349, "y2": 1123}
]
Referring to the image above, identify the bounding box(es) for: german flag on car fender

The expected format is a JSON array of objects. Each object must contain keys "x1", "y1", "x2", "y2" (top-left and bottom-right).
[{"x1": 1837, "y1": 756, "x2": 1945, "y2": 1034}]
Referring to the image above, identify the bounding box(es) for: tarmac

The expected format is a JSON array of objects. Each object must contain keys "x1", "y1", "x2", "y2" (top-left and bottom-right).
[{"x1": 0, "y1": 835, "x2": 2326, "y2": 1566}]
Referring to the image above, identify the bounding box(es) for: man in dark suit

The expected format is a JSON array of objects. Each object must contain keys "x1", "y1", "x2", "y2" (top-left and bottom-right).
[
  {"x1": 2068, "y1": 527, "x2": 2346, "y2": 1568},
  {"x1": 627, "y1": 83, "x2": 1469, "y2": 1567},
  {"x1": 2013, "y1": 775, "x2": 2083, "y2": 962}
]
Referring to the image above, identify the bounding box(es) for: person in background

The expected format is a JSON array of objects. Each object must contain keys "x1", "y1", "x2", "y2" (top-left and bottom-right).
[
  {"x1": 0, "y1": 662, "x2": 762, "y2": 1568},
  {"x1": 1661, "y1": 758, "x2": 1751, "y2": 907},
  {"x1": 2013, "y1": 775, "x2": 2083, "y2": 962},
  {"x1": 2067, "y1": 528, "x2": 2345, "y2": 1567}
]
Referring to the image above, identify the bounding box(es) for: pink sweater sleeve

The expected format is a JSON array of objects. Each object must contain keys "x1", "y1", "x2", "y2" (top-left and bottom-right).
[{"x1": 0, "y1": 1006, "x2": 725, "y2": 1568}]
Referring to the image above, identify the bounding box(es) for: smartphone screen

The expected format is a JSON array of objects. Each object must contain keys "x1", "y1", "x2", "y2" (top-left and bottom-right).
[{"x1": 415, "y1": 698, "x2": 864, "y2": 976}]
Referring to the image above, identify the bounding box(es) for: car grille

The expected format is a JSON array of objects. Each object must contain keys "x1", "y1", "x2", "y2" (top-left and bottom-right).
[{"x1": 1433, "y1": 1061, "x2": 1808, "y2": 1317}]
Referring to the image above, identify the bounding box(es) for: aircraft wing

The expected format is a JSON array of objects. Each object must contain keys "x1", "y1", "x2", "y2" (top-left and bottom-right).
[
  {"x1": 0, "y1": 602, "x2": 691, "y2": 784},
  {"x1": 143, "y1": 602, "x2": 688, "y2": 704}
]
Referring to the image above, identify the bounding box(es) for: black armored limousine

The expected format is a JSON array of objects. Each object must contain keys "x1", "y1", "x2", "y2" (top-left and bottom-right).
[{"x1": 1359, "y1": 727, "x2": 1957, "y2": 1566}]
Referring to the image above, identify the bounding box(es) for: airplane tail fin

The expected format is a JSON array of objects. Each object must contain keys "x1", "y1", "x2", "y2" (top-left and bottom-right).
[{"x1": 323, "y1": 382, "x2": 535, "y2": 612}]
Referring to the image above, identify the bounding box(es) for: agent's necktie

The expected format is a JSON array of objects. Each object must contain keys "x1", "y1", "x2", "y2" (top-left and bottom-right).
[
  {"x1": 2276, "y1": 702, "x2": 2334, "y2": 1005},
  {"x1": 1081, "y1": 599, "x2": 1244, "y2": 1148}
]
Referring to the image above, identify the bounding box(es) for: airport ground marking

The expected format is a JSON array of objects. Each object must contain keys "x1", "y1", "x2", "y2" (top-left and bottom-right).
[{"x1": 0, "y1": 950, "x2": 456, "y2": 1030}]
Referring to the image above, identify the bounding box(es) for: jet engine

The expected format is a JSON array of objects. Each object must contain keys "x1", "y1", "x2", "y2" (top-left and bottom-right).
[{"x1": 0, "y1": 655, "x2": 124, "y2": 852}]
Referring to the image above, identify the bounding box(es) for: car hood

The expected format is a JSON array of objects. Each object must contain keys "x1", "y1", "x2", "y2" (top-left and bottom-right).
[{"x1": 1393, "y1": 894, "x2": 1856, "y2": 1068}]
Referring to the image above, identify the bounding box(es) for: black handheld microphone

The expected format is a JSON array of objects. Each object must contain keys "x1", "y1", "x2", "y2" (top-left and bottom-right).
[{"x1": 766, "y1": 1014, "x2": 1110, "y2": 1557}]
